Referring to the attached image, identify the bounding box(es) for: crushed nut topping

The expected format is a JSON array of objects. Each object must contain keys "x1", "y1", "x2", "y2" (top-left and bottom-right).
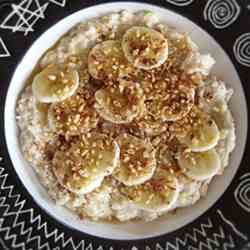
[{"x1": 17, "y1": 11, "x2": 233, "y2": 223}]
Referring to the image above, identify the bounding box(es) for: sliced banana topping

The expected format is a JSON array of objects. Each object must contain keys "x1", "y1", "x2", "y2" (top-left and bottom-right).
[
  {"x1": 18, "y1": 10, "x2": 235, "y2": 223},
  {"x1": 88, "y1": 40, "x2": 131, "y2": 81},
  {"x1": 122, "y1": 26, "x2": 168, "y2": 70},
  {"x1": 95, "y1": 80, "x2": 145, "y2": 124},
  {"x1": 52, "y1": 133, "x2": 120, "y2": 194},
  {"x1": 178, "y1": 149, "x2": 221, "y2": 181},
  {"x1": 32, "y1": 64, "x2": 79, "y2": 103},
  {"x1": 48, "y1": 86, "x2": 99, "y2": 136},
  {"x1": 121, "y1": 167, "x2": 179, "y2": 212},
  {"x1": 175, "y1": 108, "x2": 220, "y2": 152},
  {"x1": 113, "y1": 134, "x2": 156, "y2": 186}
]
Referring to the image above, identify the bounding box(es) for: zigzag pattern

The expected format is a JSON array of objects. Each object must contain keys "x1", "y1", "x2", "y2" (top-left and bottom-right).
[
  {"x1": 0, "y1": 161, "x2": 248, "y2": 250},
  {"x1": 195, "y1": 227, "x2": 235, "y2": 250},
  {"x1": 0, "y1": 237, "x2": 9, "y2": 250},
  {"x1": 161, "y1": 219, "x2": 213, "y2": 250},
  {"x1": 153, "y1": 219, "x2": 236, "y2": 250},
  {"x1": 0, "y1": 166, "x2": 92, "y2": 250},
  {"x1": 0, "y1": 168, "x2": 49, "y2": 249}
]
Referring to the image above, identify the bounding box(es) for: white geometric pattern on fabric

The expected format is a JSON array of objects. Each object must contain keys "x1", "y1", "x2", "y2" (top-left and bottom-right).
[
  {"x1": 49, "y1": 0, "x2": 66, "y2": 7},
  {"x1": 95, "y1": 246, "x2": 105, "y2": 250},
  {"x1": 154, "y1": 213, "x2": 247, "y2": 250},
  {"x1": 0, "y1": 0, "x2": 49, "y2": 36},
  {"x1": 155, "y1": 220, "x2": 233, "y2": 250},
  {"x1": 233, "y1": 33, "x2": 250, "y2": 67},
  {"x1": 0, "y1": 38, "x2": 11, "y2": 58},
  {"x1": 0, "y1": 0, "x2": 67, "y2": 36},
  {"x1": 0, "y1": 167, "x2": 83, "y2": 250},
  {"x1": 0, "y1": 162, "x2": 247, "y2": 250},
  {"x1": 204, "y1": 0, "x2": 241, "y2": 29},
  {"x1": 165, "y1": 0, "x2": 194, "y2": 6},
  {"x1": 217, "y1": 210, "x2": 248, "y2": 241},
  {"x1": 234, "y1": 173, "x2": 250, "y2": 211},
  {"x1": 0, "y1": 1, "x2": 248, "y2": 248},
  {"x1": 0, "y1": 237, "x2": 9, "y2": 250}
]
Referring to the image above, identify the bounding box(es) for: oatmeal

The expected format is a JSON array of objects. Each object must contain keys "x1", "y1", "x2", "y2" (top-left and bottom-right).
[{"x1": 16, "y1": 10, "x2": 235, "y2": 222}]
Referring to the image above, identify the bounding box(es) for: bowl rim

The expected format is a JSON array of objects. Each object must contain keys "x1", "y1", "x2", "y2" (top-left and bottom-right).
[{"x1": 4, "y1": 0, "x2": 248, "y2": 241}]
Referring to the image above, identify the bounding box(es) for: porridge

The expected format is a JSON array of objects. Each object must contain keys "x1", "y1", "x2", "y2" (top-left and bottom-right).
[{"x1": 16, "y1": 10, "x2": 235, "y2": 222}]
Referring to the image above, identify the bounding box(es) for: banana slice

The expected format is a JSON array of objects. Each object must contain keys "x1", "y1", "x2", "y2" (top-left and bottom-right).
[
  {"x1": 113, "y1": 134, "x2": 156, "y2": 186},
  {"x1": 52, "y1": 133, "x2": 120, "y2": 194},
  {"x1": 88, "y1": 40, "x2": 131, "y2": 81},
  {"x1": 121, "y1": 167, "x2": 179, "y2": 212},
  {"x1": 32, "y1": 64, "x2": 79, "y2": 103},
  {"x1": 95, "y1": 80, "x2": 145, "y2": 124},
  {"x1": 177, "y1": 108, "x2": 220, "y2": 152},
  {"x1": 122, "y1": 26, "x2": 168, "y2": 70},
  {"x1": 48, "y1": 86, "x2": 99, "y2": 136},
  {"x1": 178, "y1": 149, "x2": 221, "y2": 181}
]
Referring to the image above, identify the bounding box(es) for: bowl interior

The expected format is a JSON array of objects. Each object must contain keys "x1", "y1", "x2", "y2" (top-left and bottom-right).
[{"x1": 4, "y1": 2, "x2": 248, "y2": 240}]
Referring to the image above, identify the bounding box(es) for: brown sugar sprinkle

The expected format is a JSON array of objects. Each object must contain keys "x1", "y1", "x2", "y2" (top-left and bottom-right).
[
  {"x1": 98, "y1": 119, "x2": 129, "y2": 138},
  {"x1": 96, "y1": 80, "x2": 145, "y2": 121},
  {"x1": 203, "y1": 89, "x2": 214, "y2": 102},
  {"x1": 149, "y1": 178, "x2": 170, "y2": 193},
  {"x1": 45, "y1": 65, "x2": 76, "y2": 97},
  {"x1": 160, "y1": 164, "x2": 181, "y2": 175},
  {"x1": 169, "y1": 106, "x2": 205, "y2": 138},
  {"x1": 79, "y1": 213, "x2": 86, "y2": 220},
  {"x1": 116, "y1": 134, "x2": 155, "y2": 177},
  {"x1": 141, "y1": 69, "x2": 195, "y2": 99},
  {"x1": 65, "y1": 55, "x2": 87, "y2": 71},
  {"x1": 128, "y1": 60, "x2": 198, "y2": 125},
  {"x1": 145, "y1": 82, "x2": 194, "y2": 122},
  {"x1": 43, "y1": 22, "x2": 217, "y2": 209},
  {"x1": 134, "y1": 112, "x2": 169, "y2": 137},
  {"x1": 123, "y1": 169, "x2": 176, "y2": 202},
  {"x1": 53, "y1": 133, "x2": 116, "y2": 181},
  {"x1": 131, "y1": 37, "x2": 201, "y2": 90},
  {"x1": 166, "y1": 36, "x2": 192, "y2": 67},
  {"x1": 125, "y1": 28, "x2": 168, "y2": 67},
  {"x1": 51, "y1": 86, "x2": 99, "y2": 137},
  {"x1": 126, "y1": 122, "x2": 148, "y2": 138},
  {"x1": 88, "y1": 40, "x2": 133, "y2": 83},
  {"x1": 44, "y1": 142, "x2": 58, "y2": 161},
  {"x1": 153, "y1": 134, "x2": 181, "y2": 171}
]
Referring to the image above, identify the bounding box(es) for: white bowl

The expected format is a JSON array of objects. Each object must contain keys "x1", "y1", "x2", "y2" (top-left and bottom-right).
[{"x1": 4, "y1": 2, "x2": 248, "y2": 240}]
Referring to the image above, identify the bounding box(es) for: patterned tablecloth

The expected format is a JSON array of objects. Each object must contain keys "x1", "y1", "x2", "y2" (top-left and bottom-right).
[{"x1": 0, "y1": 0, "x2": 250, "y2": 249}]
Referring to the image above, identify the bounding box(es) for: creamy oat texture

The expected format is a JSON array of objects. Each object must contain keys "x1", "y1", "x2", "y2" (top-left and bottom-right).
[{"x1": 16, "y1": 10, "x2": 235, "y2": 222}]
